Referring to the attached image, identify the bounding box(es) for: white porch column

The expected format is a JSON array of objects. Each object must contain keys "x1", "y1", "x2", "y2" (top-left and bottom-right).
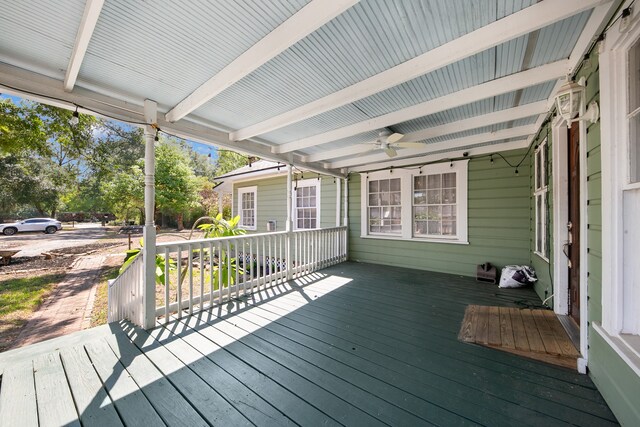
[
  {"x1": 343, "y1": 177, "x2": 349, "y2": 227},
  {"x1": 217, "y1": 190, "x2": 224, "y2": 216},
  {"x1": 286, "y1": 164, "x2": 293, "y2": 280},
  {"x1": 143, "y1": 99, "x2": 157, "y2": 329},
  {"x1": 343, "y1": 176, "x2": 349, "y2": 260},
  {"x1": 335, "y1": 178, "x2": 341, "y2": 226}
]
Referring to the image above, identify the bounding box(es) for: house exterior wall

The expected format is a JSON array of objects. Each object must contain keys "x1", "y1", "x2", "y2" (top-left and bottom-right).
[
  {"x1": 233, "y1": 174, "x2": 338, "y2": 233},
  {"x1": 587, "y1": 52, "x2": 640, "y2": 425},
  {"x1": 347, "y1": 149, "x2": 531, "y2": 277}
]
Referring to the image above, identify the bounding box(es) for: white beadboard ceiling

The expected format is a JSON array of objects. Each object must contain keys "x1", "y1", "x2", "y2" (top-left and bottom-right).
[{"x1": 0, "y1": 0, "x2": 619, "y2": 174}]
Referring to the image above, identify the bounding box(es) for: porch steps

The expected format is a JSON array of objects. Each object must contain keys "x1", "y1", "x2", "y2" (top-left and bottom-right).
[{"x1": 458, "y1": 305, "x2": 580, "y2": 369}]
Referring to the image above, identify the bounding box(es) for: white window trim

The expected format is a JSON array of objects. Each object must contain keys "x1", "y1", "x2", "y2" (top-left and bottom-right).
[
  {"x1": 237, "y1": 186, "x2": 257, "y2": 231},
  {"x1": 360, "y1": 160, "x2": 468, "y2": 244},
  {"x1": 534, "y1": 138, "x2": 549, "y2": 261},
  {"x1": 599, "y1": 2, "x2": 640, "y2": 370},
  {"x1": 292, "y1": 178, "x2": 321, "y2": 230}
]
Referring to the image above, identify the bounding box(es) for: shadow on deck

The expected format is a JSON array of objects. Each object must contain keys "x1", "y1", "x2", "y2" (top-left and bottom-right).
[{"x1": 0, "y1": 261, "x2": 618, "y2": 426}]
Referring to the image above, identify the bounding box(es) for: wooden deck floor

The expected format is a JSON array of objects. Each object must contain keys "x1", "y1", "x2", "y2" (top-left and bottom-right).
[{"x1": 0, "y1": 262, "x2": 618, "y2": 426}]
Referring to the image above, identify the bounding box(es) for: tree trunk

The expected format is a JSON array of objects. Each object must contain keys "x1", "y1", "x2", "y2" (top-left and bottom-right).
[{"x1": 177, "y1": 212, "x2": 184, "y2": 231}]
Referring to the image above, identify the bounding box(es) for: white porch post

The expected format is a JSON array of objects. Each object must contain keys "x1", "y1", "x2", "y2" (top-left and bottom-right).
[
  {"x1": 286, "y1": 164, "x2": 293, "y2": 280},
  {"x1": 143, "y1": 99, "x2": 157, "y2": 329},
  {"x1": 217, "y1": 190, "x2": 224, "y2": 215},
  {"x1": 336, "y1": 178, "x2": 341, "y2": 226},
  {"x1": 343, "y1": 176, "x2": 349, "y2": 260}
]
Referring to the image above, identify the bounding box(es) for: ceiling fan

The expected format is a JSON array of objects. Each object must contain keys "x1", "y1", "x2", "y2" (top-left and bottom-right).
[{"x1": 363, "y1": 130, "x2": 424, "y2": 157}]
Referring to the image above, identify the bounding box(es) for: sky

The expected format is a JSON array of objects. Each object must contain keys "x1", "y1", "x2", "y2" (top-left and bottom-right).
[{"x1": 0, "y1": 93, "x2": 219, "y2": 161}]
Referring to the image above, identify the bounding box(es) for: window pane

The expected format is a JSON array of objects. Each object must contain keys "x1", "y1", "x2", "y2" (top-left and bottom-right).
[
  {"x1": 427, "y1": 221, "x2": 441, "y2": 235},
  {"x1": 631, "y1": 114, "x2": 640, "y2": 183},
  {"x1": 536, "y1": 195, "x2": 542, "y2": 253},
  {"x1": 391, "y1": 191, "x2": 401, "y2": 205},
  {"x1": 369, "y1": 180, "x2": 378, "y2": 193},
  {"x1": 442, "y1": 221, "x2": 456, "y2": 235},
  {"x1": 427, "y1": 174, "x2": 441, "y2": 189},
  {"x1": 413, "y1": 191, "x2": 426, "y2": 205},
  {"x1": 369, "y1": 193, "x2": 379, "y2": 206},
  {"x1": 442, "y1": 173, "x2": 456, "y2": 188},
  {"x1": 442, "y1": 205, "x2": 456, "y2": 219},
  {"x1": 629, "y1": 38, "x2": 640, "y2": 113},
  {"x1": 414, "y1": 176, "x2": 426, "y2": 190},
  {"x1": 535, "y1": 150, "x2": 542, "y2": 190},
  {"x1": 380, "y1": 179, "x2": 389, "y2": 192},
  {"x1": 428, "y1": 206, "x2": 441, "y2": 220},
  {"x1": 414, "y1": 206, "x2": 427, "y2": 220},
  {"x1": 427, "y1": 189, "x2": 441, "y2": 204},
  {"x1": 443, "y1": 189, "x2": 456, "y2": 204},
  {"x1": 390, "y1": 178, "x2": 401, "y2": 191}
]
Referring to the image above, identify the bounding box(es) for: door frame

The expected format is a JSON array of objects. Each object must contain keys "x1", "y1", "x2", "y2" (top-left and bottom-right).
[{"x1": 552, "y1": 108, "x2": 589, "y2": 373}]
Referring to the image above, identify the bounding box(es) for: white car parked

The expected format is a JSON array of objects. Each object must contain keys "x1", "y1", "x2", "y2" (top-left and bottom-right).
[{"x1": 0, "y1": 218, "x2": 63, "y2": 235}]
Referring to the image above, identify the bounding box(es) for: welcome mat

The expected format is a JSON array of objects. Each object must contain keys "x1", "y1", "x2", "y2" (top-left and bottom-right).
[{"x1": 458, "y1": 305, "x2": 580, "y2": 369}]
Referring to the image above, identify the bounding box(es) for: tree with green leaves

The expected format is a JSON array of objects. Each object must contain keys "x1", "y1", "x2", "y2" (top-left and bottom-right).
[
  {"x1": 214, "y1": 150, "x2": 248, "y2": 176},
  {"x1": 155, "y1": 141, "x2": 199, "y2": 230}
]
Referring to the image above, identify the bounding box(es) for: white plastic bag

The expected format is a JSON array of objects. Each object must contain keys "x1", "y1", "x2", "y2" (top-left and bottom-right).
[{"x1": 498, "y1": 265, "x2": 537, "y2": 288}]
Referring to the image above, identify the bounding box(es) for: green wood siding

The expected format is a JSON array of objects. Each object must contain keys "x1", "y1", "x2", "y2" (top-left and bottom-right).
[
  {"x1": 233, "y1": 175, "x2": 339, "y2": 233},
  {"x1": 348, "y1": 149, "x2": 531, "y2": 277}
]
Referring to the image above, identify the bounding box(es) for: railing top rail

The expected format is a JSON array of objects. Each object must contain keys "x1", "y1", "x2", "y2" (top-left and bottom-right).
[
  {"x1": 109, "y1": 253, "x2": 142, "y2": 287},
  {"x1": 155, "y1": 226, "x2": 347, "y2": 248}
]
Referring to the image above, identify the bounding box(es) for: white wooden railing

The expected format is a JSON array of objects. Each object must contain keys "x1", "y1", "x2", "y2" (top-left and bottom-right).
[
  {"x1": 107, "y1": 254, "x2": 144, "y2": 325},
  {"x1": 106, "y1": 226, "x2": 347, "y2": 327},
  {"x1": 154, "y1": 226, "x2": 347, "y2": 323}
]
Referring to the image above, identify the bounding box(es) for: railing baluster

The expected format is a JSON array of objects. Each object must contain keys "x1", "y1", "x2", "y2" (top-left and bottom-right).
[
  {"x1": 199, "y1": 242, "x2": 204, "y2": 311},
  {"x1": 164, "y1": 248, "x2": 170, "y2": 323},
  {"x1": 177, "y1": 245, "x2": 182, "y2": 319},
  {"x1": 218, "y1": 241, "x2": 223, "y2": 305},
  {"x1": 268, "y1": 234, "x2": 273, "y2": 287},
  {"x1": 249, "y1": 238, "x2": 254, "y2": 291},
  {"x1": 188, "y1": 244, "x2": 193, "y2": 316},
  {"x1": 209, "y1": 241, "x2": 214, "y2": 308}
]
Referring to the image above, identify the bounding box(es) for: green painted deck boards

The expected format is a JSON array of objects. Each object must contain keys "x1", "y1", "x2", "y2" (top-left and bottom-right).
[{"x1": 0, "y1": 262, "x2": 618, "y2": 426}]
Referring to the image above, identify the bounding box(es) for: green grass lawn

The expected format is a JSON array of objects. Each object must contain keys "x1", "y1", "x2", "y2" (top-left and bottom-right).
[{"x1": 0, "y1": 273, "x2": 65, "y2": 351}]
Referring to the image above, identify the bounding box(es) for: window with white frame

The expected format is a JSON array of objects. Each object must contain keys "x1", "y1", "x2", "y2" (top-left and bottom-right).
[
  {"x1": 630, "y1": 38, "x2": 640, "y2": 184},
  {"x1": 534, "y1": 139, "x2": 549, "y2": 260},
  {"x1": 413, "y1": 172, "x2": 457, "y2": 237},
  {"x1": 293, "y1": 179, "x2": 320, "y2": 229},
  {"x1": 368, "y1": 177, "x2": 402, "y2": 234},
  {"x1": 238, "y1": 186, "x2": 257, "y2": 230},
  {"x1": 600, "y1": 11, "x2": 640, "y2": 345},
  {"x1": 361, "y1": 161, "x2": 468, "y2": 243}
]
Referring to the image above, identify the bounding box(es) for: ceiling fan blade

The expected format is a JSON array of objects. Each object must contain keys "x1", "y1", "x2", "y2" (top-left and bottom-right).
[
  {"x1": 386, "y1": 132, "x2": 404, "y2": 144},
  {"x1": 384, "y1": 147, "x2": 398, "y2": 158},
  {"x1": 393, "y1": 142, "x2": 424, "y2": 148}
]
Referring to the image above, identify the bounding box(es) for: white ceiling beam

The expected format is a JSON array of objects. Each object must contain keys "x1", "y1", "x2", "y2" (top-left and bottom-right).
[
  {"x1": 302, "y1": 101, "x2": 547, "y2": 162},
  {"x1": 64, "y1": 0, "x2": 104, "y2": 92},
  {"x1": 274, "y1": 59, "x2": 568, "y2": 154},
  {"x1": 0, "y1": 62, "x2": 345, "y2": 178},
  {"x1": 329, "y1": 125, "x2": 537, "y2": 169},
  {"x1": 349, "y1": 140, "x2": 529, "y2": 173},
  {"x1": 231, "y1": 0, "x2": 604, "y2": 142},
  {"x1": 164, "y1": 0, "x2": 359, "y2": 123}
]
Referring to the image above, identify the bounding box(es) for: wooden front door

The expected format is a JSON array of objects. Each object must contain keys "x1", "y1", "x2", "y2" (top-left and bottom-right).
[{"x1": 567, "y1": 122, "x2": 580, "y2": 324}]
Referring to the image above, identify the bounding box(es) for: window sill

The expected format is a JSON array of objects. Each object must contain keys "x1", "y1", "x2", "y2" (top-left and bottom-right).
[
  {"x1": 240, "y1": 226, "x2": 257, "y2": 231},
  {"x1": 593, "y1": 322, "x2": 640, "y2": 378},
  {"x1": 534, "y1": 252, "x2": 550, "y2": 263},
  {"x1": 360, "y1": 234, "x2": 469, "y2": 245}
]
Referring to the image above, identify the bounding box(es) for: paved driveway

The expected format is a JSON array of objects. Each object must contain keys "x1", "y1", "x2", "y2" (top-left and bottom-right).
[{"x1": 0, "y1": 223, "x2": 113, "y2": 257}]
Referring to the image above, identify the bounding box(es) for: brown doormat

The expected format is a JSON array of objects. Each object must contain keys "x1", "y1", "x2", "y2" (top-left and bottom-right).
[{"x1": 458, "y1": 305, "x2": 580, "y2": 369}]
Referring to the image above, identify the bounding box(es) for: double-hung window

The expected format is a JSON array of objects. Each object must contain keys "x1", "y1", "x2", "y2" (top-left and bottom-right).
[
  {"x1": 534, "y1": 138, "x2": 549, "y2": 260},
  {"x1": 237, "y1": 186, "x2": 257, "y2": 230},
  {"x1": 293, "y1": 179, "x2": 320, "y2": 229},
  {"x1": 367, "y1": 177, "x2": 402, "y2": 234},
  {"x1": 361, "y1": 160, "x2": 468, "y2": 243}
]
